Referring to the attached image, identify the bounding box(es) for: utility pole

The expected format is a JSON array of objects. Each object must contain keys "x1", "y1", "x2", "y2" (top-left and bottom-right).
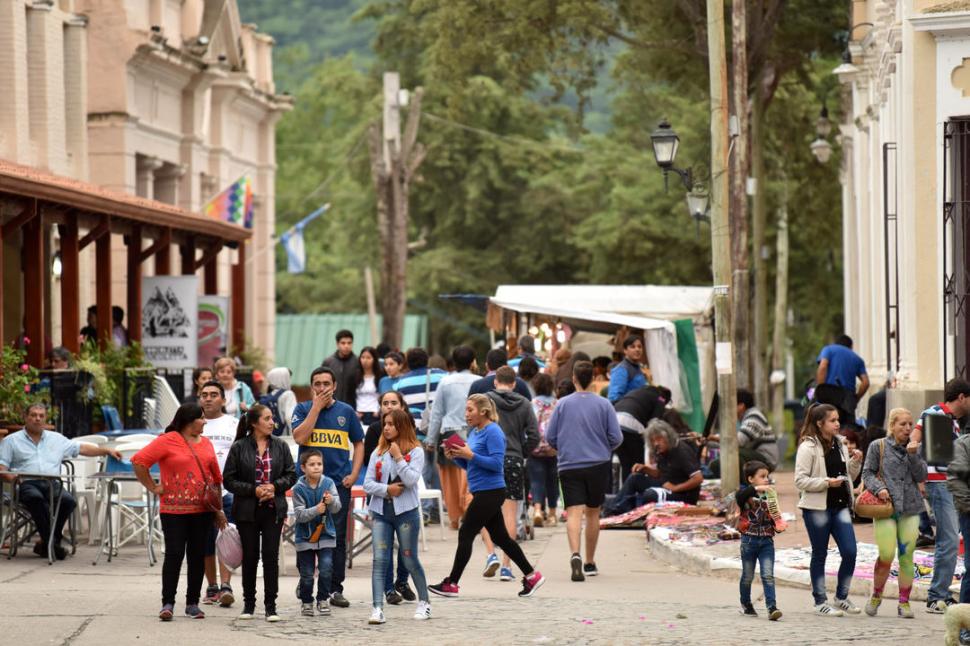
[
  {"x1": 707, "y1": 0, "x2": 738, "y2": 492},
  {"x1": 368, "y1": 72, "x2": 425, "y2": 348},
  {"x1": 751, "y1": 78, "x2": 769, "y2": 411},
  {"x1": 730, "y1": 0, "x2": 750, "y2": 392},
  {"x1": 770, "y1": 188, "x2": 789, "y2": 446}
]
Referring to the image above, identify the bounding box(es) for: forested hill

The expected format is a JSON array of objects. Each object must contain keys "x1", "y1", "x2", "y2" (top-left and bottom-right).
[
  {"x1": 236, "y1": 0, "x2": 846, "y2": 387},
  {"x1": 236, "y1": 0, "x2": 375, "y2": 88}
]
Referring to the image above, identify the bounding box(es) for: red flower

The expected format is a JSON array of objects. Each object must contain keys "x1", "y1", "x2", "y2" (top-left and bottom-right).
[
  {"x1": 20, "y1": 363, "x2": 29, "y2": 372},
  {"x1": 22, "y1": 336, "x2": 30, "y2": 345},
  {"x1": 23, "y1": 385, "x2": 30, "y2": 393}
]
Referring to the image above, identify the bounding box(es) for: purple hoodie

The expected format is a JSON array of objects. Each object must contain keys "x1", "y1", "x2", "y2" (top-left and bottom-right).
[{"x1": 545, "y1": 392, "x2": 623, "y2": 471}]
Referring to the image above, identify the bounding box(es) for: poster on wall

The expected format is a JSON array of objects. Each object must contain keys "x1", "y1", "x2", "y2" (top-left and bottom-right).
[
  {"x1": 141, "y1": 276, "x2": 198, "y2": 368},
  {"x1": 198, "y1": 295, "x2": 230, "y2": 367}
]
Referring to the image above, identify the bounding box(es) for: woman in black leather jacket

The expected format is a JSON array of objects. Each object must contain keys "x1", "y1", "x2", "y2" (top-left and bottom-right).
[{"x1": 224, "y1": 404, "x2": 297, "y2": 621}]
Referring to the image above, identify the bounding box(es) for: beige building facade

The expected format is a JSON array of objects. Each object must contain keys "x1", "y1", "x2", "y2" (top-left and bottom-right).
[
  {"x1": 0, "y1": 0, "x2": 288, "y2": 360},
  {"x1": 840, "y1": 0, "x2": 970, "y2": 412}
]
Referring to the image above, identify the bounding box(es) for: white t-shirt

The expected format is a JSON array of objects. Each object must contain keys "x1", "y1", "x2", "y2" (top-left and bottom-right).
[
  {"x1": 356, "y1": 375, "x2": 379, "y2": 414},
  {"x1": 203, "y1": 415, "x2": 239, "y2": 474}
]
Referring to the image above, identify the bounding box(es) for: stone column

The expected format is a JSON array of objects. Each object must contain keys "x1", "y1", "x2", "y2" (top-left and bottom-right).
[
  {"x1": 0, "y1": 1, "x2": 30, "y2": 162},
  {"x1": 63, "y1": 15, "x2": 88, "y2": 179},
  {"x1": 26, "y1": 1, "x2": 67, "y2": 172},
  {"x1": 136, "y1": 155, "x2": 164, "y2": 200}
]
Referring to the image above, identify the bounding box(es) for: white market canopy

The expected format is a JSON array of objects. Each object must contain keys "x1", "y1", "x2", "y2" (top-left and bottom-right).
[
  {"x1": 489, "y1": 284, "x2": 716, "y2": 411},
  {"x1": 491, "y1": 284, "x2": 714, "y2": 328}
]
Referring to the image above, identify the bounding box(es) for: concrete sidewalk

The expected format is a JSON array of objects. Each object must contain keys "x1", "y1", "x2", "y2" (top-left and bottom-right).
[{"x1": 0, "y1": 500, "x2": 947, "y2": 645}]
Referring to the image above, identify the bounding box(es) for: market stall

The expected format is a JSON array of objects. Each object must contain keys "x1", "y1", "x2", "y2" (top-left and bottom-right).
[{"x1": 488, "y1": 285, "x2": 714, "y2": 431}]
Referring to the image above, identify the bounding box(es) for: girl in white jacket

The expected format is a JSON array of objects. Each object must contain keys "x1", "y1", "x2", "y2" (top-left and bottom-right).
[{"x1": 794, "y1": 403, "x2": 863, "y2": 618}]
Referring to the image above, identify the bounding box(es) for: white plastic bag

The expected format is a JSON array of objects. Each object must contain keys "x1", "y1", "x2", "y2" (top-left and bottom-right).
[{"x1": 216, "y1": 523, "x2": 243, "y2": 571}]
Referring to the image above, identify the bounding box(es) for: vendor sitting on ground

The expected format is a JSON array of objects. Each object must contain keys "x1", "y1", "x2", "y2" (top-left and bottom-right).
[
  {"x1": 602, "y1": 418, "x2": 703, "y2": 517},
  {"x1": 0, "y1": 403, "x2": 121, "y2": 559}
]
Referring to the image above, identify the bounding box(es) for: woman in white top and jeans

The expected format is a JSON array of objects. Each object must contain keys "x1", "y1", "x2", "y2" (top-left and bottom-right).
[
  {"x1": 356, "y1": 347, "x2": 383, "y2": 428},
  {"x1": 794, "y1": 403, "x2": 863, "y2": 617},
  {"x1": 363, "y1": 408, "x2": 431, "y2": 624}
]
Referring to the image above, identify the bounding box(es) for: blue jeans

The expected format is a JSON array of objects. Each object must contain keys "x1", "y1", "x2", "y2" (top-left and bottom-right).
[
  {"x1": 383, "y1": 541, "x2": 410, "y2": 594},
  {"x1": 371, "y1": 499, "x2": 428, "y2": 608},
  {"x1": 959, "y1": 514, "x2": 970, "y2": 603},
  {"x1": 927, "y1": 481, "x2": 960, "y2": 602},
  {"x1": 802, "y1": 507, "x2": 857, "y2": 605},
  {"x1": 331, "y1": 484, "x2": 351, "y2": 594},
  {"x1": 527, "y1": 456, "x2": 559, "y2": 510},
  {"x1": 739, "y1": 535, "x2": 776, "y2": 608},
  {"x1": 297, "y1": 548, "x2": 333, "y2": 603}
]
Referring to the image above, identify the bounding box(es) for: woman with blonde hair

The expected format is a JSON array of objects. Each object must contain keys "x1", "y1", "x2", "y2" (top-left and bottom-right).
[
  {"x1": 429, "y1": 394, "x2": 545, "y2": 599},
  {"x1": 862, "y1": 407, "x2": 926, "y2": 619},
  {"x1": 363, "y1": 409, "x2": 431, "y2": 623},
  {"x1": 214, "y1": 357, "x2": 255, "y2": 419},
  {"x1": 794, "y1": 403, "x2": 864, "y2": 617}
]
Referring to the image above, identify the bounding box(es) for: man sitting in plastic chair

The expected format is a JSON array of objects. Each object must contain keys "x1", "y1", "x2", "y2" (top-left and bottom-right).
[{"x1": 0, "y1": 404, "x2": 120, "y2": 560}]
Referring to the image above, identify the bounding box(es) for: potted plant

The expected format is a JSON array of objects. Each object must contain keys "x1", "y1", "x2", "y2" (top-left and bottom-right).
[{"x1": 0, "y1": 340, "x2": 43, "y2": 438}]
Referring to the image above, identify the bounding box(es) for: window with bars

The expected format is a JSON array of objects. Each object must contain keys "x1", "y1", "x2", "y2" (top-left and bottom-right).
[{"x1": 944, "y1": 119, "x2": 970, "y2": 381}]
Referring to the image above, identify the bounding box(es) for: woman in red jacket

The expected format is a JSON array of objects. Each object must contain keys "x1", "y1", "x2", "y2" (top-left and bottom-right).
[{"x1": 133, "y1": 403, "x2": 226, "y2": 621}]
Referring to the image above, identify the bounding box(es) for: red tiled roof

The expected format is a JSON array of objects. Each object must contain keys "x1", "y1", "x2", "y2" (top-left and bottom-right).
[{"x1": 0, "y1": 159, "x2": 250, "y2": 242}]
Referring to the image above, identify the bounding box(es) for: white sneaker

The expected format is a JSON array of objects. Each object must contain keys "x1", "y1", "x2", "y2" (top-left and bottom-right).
[
  {"x1": 368, "y1": 607, "x2": 386, "y2": 625},
  {"x1": 413, "y1": 600, "x2": 432, "y2": 621},
  {"x1": 814, "y1": 602, "x2": 844, "y2": 617},
  {"x1": 835, "y1": 598, "x2": 861, "y2": 615}
]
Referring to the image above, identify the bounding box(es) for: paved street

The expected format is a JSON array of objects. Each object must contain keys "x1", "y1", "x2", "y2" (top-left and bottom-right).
[{"x1": 0, "y1": 516, "x2": 949, "y2": 645}]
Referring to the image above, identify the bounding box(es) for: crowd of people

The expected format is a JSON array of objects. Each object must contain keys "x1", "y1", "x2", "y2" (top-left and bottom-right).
[
  {"x1": 123, "y1": 329, "x2": 676, "y2": 623},
  {"x1": 8, "y1": 325, "x2": 970, "y2": 637}
]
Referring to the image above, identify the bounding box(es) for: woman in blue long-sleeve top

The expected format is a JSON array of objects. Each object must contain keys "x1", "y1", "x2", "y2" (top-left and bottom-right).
[{"x1": 428, "y1": 394, "x2": 545, "y2": 600}]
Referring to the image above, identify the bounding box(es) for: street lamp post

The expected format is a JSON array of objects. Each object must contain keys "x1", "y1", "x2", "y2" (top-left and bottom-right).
[{"x1": 650, "y1": 114, "x2": 738, "y2": 494}]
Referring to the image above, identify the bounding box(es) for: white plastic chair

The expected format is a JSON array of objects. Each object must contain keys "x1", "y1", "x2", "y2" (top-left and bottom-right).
[
  {"x1": 74, "y1": 434, "x2": 108, "y2": 445},
  {"x1": 65, "y1": 455, "x2": 103, "y2": 543},
  {"x1": 417, "y1": 476, "x2": 445, "y2": 550},
  {"x1": 152, "y1": 376, "x2": 180, "y2": 429},
  {"x1": 115, "y1": 433, "x2": 158, "y2": 444},
  {"x1": 101, "y1": 443, "x2": 159, "y2": 555}
]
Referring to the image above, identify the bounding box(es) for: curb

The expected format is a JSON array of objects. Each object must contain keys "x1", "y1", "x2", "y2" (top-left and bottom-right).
[{"x1": 644, "y1": 528, "x2": 932, "y2": 602}]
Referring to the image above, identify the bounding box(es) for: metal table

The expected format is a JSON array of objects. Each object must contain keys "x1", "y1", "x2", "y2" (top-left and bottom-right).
[
  {"x1": 89, "y1": 471, "x2": 158, "y2": 567},
  {"x1": 0, "y1": 470, "x2": 79, "y2": 565}
]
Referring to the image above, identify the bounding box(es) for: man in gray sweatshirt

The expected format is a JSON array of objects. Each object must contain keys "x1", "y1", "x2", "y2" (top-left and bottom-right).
[
  {"x1": 545, "y1": 361, "x2": 623, "y2": 582},
  {"x1": 485, "y1": 366, "x2": 540, "y2": 579}
]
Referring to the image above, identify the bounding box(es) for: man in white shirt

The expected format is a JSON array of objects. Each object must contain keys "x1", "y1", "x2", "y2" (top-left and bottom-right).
[{"x1": 199, "y1": 380, "x2": 240, "y2": 606}]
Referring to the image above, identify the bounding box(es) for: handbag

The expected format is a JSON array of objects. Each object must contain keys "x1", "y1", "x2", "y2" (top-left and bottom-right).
[
  {"x1": 854, "y1": 439, "x2": 895, "y2": 520},
  {"x1": 215, "y1": 523, "x2": 243, "y2": 570},
  {"x1": 181, "y1": 434, "x2": 223, "y2": 513}
]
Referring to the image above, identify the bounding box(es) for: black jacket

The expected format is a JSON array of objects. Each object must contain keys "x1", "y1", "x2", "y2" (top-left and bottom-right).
[
  {"x1": 614, "y1": 386, "x2": 667, "y2": 426},
  {"x1": 322, "y1": 351, "x2": 361, "y2": 409},
  {"x1": 223, "y1": 434, "x2": 297, "y2": 522}
]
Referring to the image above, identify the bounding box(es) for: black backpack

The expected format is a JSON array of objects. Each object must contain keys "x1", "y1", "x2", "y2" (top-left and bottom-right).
[{"x1": 259, "y1": 389, "x2": 286, "y2": 436}]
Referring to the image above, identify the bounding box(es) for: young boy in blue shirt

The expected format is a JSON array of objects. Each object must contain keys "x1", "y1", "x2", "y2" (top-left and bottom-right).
[{"x1": 292, "y1": 449, "x2": 342, "y2": 616}]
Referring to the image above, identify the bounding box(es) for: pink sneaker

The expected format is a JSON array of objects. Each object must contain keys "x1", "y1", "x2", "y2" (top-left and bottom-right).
[
  {"x1": 428, "y1": 579, "x2": 460, "y2": 597},
  {"x1": 518, "y1": 571, "x2": 545, "y2": 597}
]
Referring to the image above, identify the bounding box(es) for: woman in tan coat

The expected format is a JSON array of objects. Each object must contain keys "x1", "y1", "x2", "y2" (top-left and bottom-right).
[{"x1": 794, "y1": 403, "x2": 863, "y2": 618}]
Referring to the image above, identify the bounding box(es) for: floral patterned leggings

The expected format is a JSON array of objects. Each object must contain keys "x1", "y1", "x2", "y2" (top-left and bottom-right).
[{"x1": 872, "y1": 513, "x2": 919, "y2": 603}]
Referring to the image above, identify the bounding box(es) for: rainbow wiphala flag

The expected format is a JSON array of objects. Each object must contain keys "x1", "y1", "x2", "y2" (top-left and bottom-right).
[{"x1": 204, "y1": 177, "x2": 254, "y2": 228}]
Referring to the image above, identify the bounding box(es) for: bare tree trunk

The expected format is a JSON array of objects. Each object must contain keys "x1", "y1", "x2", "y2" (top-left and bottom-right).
[
  {"x1": 770, "y1": 188, "x2": 789, "y2": 447},
  {"x1": 730, "y1": 0, "x2": 750, "y2": 391},
  {"x1": 368, "y1": 124, "x2": 394, "y2": 339},
  {"x1": 370, "y1": 76, "x2": 425, "y2": 349},
  {"x1": 751, "y1": 82, "x2": 768, "y2": 409},
  {"x1": 707, "y1": 0, "x2": 739, "y2": 493}
]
